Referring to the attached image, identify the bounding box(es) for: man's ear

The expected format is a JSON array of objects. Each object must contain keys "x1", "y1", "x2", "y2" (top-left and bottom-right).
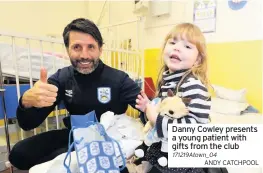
[
  {"x1": 66, "y1": 47, "x2": 70, "y2": 55},
  {"x1": 99, "y1": 46, "x2": 103, "y2": 56}
]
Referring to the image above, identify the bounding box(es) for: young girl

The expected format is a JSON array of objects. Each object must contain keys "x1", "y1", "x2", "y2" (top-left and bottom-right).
[{"x1": 135, "y1": 23, "x2": 211, "y2": 173}]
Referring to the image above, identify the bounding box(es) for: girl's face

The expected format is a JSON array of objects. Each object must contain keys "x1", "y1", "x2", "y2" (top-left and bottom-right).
[{"x1": 163, "y1": 35, "x2": 199, "y2": 73}]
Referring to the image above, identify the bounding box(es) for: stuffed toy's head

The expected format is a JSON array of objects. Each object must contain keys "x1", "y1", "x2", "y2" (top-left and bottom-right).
[{"x1": 157, "y1": 89, "x2": 191, "y2": 119}]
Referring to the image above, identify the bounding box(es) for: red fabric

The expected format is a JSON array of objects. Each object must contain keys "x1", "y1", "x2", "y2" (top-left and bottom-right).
[{"x1": 144, "y1": 77, "x2": 156, "y2": 99}]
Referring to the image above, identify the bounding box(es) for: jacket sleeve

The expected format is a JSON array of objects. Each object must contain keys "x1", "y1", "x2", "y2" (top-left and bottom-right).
[
  {"x1": 156, "y1": 78, "x2": 211, "y2": 138},
  {"x1": 16, "y1": 70, "x2": 63, "y2": 131},
  {"x1": 119, "y1": 73, "x2": 141, "y2": 109}
]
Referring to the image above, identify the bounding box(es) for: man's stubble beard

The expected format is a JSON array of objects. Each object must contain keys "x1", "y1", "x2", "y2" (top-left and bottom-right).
[{"x1": 71, "y1": 58, "x2": 100, "y2": 74}]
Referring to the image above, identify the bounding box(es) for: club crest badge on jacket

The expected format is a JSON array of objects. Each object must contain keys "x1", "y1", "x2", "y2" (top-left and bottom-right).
[{"x1": 97, "y1": 87, "x2": 111, "y2": 104}]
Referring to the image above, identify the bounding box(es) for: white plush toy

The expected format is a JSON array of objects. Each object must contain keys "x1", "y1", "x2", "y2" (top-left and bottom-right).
[{"x1": 135, "y1": 89, "x2": 191, "y2": 167}]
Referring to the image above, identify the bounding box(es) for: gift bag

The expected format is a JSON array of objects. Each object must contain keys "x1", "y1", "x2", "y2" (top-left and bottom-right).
[{"x1": 63, "y1": 111, "x2": 126, "y2": 173}]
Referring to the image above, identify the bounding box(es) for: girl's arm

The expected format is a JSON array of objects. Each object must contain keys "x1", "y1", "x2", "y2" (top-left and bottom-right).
[{"x1": 155, "y1": 78, "x2": 211, "y2": 139}]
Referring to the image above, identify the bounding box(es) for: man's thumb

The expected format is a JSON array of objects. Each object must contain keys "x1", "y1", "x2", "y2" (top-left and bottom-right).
[{"x1": 40, "y1": 68, "x2": 47, "y2": 83}]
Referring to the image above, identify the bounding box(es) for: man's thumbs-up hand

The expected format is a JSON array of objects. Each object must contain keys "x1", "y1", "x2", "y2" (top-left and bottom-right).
[
  {"x1": 40, "y1": 68, "x2": 48, "y2": 83},
  {"x1": 22, "y1": 68, "x2": 58, "y2": 108}
]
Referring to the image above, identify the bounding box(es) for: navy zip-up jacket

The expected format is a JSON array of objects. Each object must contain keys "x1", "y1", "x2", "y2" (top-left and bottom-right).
[{"x1": 17, "y1": 60, "x2": 141, "y2": 130}]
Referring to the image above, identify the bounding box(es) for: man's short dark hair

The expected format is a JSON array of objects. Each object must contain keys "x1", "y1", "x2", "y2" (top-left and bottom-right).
[{"x1": 63, "y1": 18, "x2": 103, "y2": 48}]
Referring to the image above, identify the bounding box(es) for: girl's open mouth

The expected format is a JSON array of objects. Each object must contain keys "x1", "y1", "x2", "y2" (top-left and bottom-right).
[{"x1": 170, "y1": 54, "x2": 181, "y2": 62}]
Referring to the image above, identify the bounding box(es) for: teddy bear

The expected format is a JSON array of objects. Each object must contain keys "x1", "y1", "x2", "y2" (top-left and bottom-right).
[{"x1": 134, "y1": 89, "x2": 191, "y2": 167}]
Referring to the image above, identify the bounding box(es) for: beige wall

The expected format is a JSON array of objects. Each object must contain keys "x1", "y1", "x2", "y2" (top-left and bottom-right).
[
  {"x1": 87, "y1": 1, "x2": 141, "y2": 50},
  {"x1": 0, "y1": 1, "x2": 89, "y2": 38},
  {"x1": 0, "y1": 1, "x2": 262, "y2": 47},
  {"x1": 143, "y1": 0, "x2": 262, "y2": 48},
  {"x1": 88, "y1": 0, "x2": 263, "y2": 49}
]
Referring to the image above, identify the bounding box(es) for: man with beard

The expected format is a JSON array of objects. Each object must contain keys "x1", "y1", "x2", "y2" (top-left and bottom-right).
[{"x1": 9, "y1": 18, "x2": 141, "y2": 172}]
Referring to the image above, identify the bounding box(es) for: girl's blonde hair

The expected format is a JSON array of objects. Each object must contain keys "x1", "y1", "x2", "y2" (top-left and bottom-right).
[{"x1": 156, "y1": 23, "x2": 209, "y2": 95}]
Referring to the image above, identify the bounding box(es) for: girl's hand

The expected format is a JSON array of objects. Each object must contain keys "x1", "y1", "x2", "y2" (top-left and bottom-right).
[
  {"x1": 145, "y1": 103, "x2": 158, "y2": 125},
  {"x1": 135, "y1": 90, "x2": 150, "y2": 112}
]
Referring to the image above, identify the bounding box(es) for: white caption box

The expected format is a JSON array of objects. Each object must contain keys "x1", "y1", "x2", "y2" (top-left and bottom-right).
[{"x1": 168, "y1": 124, "x2": 263, "y2": 168}]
